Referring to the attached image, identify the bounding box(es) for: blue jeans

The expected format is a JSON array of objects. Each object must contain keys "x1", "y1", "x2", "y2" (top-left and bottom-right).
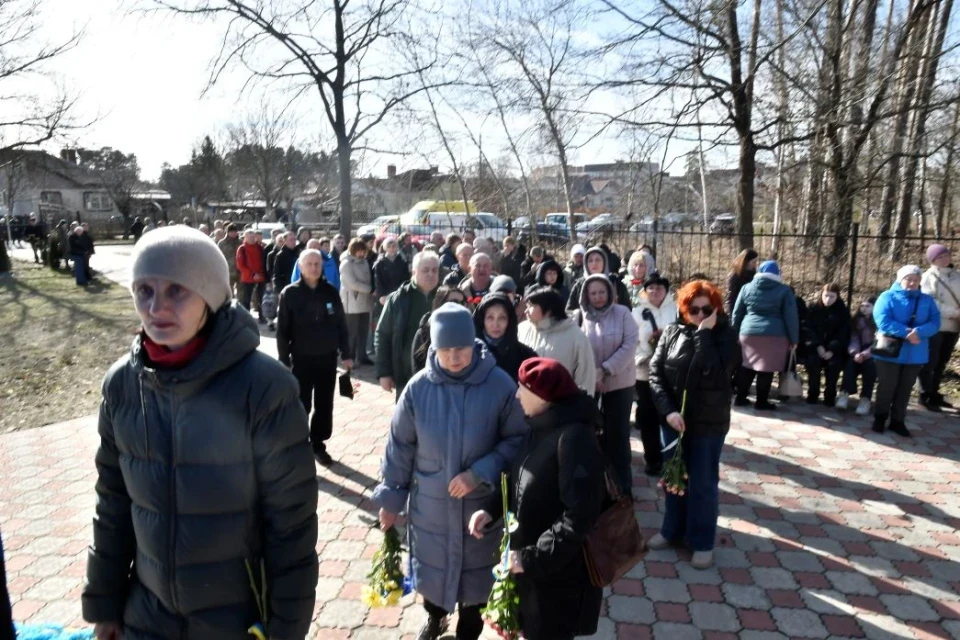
[
  {"x1": 72, "y1": 253, "x2": 87, "y2": 285},
  {"x1": 660, "y1": 428, "x2": 726, "y2": 552},
  {"x1": 599, "y1": 386, "x2": 635, "y2": 495}
]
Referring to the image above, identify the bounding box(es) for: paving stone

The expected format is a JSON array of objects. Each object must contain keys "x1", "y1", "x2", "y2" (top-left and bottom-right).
[
  {"x1": 687, "y1": 602, "x2": 741, "y2": 632},
  {"x1": 749, "y1": 567, "x2": 798, "y2": 590},
  {"x1": 942, "y1": 620, "x2": 960, "y2": 640},
  {"x1": 869, "y1": 540, "x2": 920, "y2": 561},
  {"x1": 713, "y1": 547, "x2": 751, "y2": 569},
  {"x1": 607, "y1": 595, "x2": 656, "y2": 624},
  {"x1": 739, "y1": 632, "x2": 788, "y2": 640},
  {"x1": 929, "y1": 560, "x2": 960, "y2": 582},
  {"x1": 826, "y1": 570, "x2": 880, "y2": 595},
  {"x1": 720, "y1": 583, "x2": 770, "y2": 610},
  {"x1": 775, "y1": 550, "x2": 824, "y2": 572},
  {"x1": 675, "y1": 563, "x2": 723, "y2": 585},
  {"x1": 846, "y1": 555, "x2": 899, "y2": 579},
  {"x1": 857, "y1": 613, "x2": 922, "y2": 640},
  {"x1": 877, "y1": 594, "x2": 939, "y2": 621},
  {"x1": 769, "y1": 607, "x2": 828, "y2": 638},
  {"x1": 315, "y1": 599, "x2": 368, "y2": 628},
  {"x1": 651, "y1": 621, "x2": 703, "y2": 640},
  {"x1": 642, "y1": 577, "x2": 691, "y2": 603},
  {"x1": 799, "y1": 588, "x2": 854, "y2": 615}
]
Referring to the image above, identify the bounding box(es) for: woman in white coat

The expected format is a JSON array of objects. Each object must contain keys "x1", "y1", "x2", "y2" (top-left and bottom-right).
[
  {"x1": 920, "y1": 244, "x2": 960, "y2": 411},
  {"x1": 340, "y1": 238, "x2": 375, "y2": 363},
  {"x1": 632, "y1": 272, "x2": 677, "y2": 476}
]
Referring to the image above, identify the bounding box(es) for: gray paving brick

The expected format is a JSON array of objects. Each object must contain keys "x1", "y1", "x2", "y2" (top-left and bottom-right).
[
  {"x1": 943, "y1": 620, "x2": 960, "y2": 640},
  {"x1": 826, "y1": 570, "x2": 879, "y2": 595},
  {"x1": 652, "y1": 622, "x2": 703, "y2": 640},
  {"x1": 316, "y1": 599, "x2": 367, "y2": 628},
  {"x1": 878, "y1": 594, "x2": 939, "y2": 621},
  {"x1": 739, "y1": 632, "x2": 788, "y2": 640},
  {"x1": 929, "y1": 560, "x2": 960, "y2": 582},
  {"x1": 750, "y1": 567, "x2": 799, "y2": 590},
  {"x1": 770, "y1": 608, "x2": 828, "y2": 638},
  {"x1": 869, "y1": 540, "x2": 920, "y2": 561},
  {"x1": 713, "y1": 547, "x2": 751, "y2": 568},
  {"x1": 858, "y1": 613, "x2": 923, "y2": 640},
  {"x1": 607, "y1": 595, "x2": 656, "y2": 624},
  {"x1": 688, "y1": 602, "x2": 741, "y2": 632},
  {"x1": 800, "y1": 537, "x2": 849, "y2": 557},
  {"x1": 731, "y1": 532, "x2": 777, "y2": 552},
  {"x1": 643, "y1": 577, "x2": 691, "y2": 603},
  {"x1": 846, "y1": 555, "x2": 899, "y2": 579},
  {"x1": 799, "y1": 588, "x2": 853, "y2": 615},
  {"x1": 676, "y1": 562, "x2": 723, "y2": 585},
  {"x1": 721, "y1": 583, "x2": 771, "y2": 610},
  {"x1": 775, "y1": 550, "x2": 824, "y2": 572}
]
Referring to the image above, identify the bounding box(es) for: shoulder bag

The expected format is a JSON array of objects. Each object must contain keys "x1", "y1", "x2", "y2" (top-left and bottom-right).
[
  {"x1": 777, "y1": 350, "x2": 803, "y2": 398},
  {"x1": 583, "y1": 468, "x2": 647, "y2": 587},
  {"x1": 871, "y1": 296, "x2": 921, "y2": 359}
]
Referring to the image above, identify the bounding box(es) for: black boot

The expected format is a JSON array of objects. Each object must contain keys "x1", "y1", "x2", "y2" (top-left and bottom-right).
[
  {"x1": 919, "y1": 393, "x2": 942, "y2": 413},
  {"x1": 872, "y1": 414, "x2": 887, "y2": 433},
  {"x1": 417, "y1": 615, "x2": 448, "y2": 640},
  {"x1": 889, "y1": 420, "x2": 912, "y2": 438},
  {"x1": 936, "y1": 393, "x2": 954, "y2": 409}
]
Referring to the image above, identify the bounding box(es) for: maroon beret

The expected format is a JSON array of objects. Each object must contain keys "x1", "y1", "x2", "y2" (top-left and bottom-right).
[{"x1": 518, "y1": 357, "x2": 580, "y2": 403}]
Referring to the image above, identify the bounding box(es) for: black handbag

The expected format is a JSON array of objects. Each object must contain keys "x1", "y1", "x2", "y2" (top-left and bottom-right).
[
  {"x1": 338, "y1": 370, "x2": 355, "y2": 399},
  {"x1": 871, "y1": 297, "x2": 921, "y2": 358}
]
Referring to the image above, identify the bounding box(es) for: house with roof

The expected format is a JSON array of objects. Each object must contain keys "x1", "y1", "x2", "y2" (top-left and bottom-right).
[{"x1": 0, "y1": 149, "x2": 119, "y2": 224}]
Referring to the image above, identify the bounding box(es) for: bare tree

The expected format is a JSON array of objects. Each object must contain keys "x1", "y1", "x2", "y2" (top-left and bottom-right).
[
  {"x1": 150, "y1": 0, "x2": 443, "y2": 238},
  {"x1": 224, "y1": 104, "x2": 291, "y2": 220}
]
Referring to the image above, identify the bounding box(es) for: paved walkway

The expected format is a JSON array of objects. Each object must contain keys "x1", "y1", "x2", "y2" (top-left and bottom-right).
[{"x1": 1, "y1": 370, "x2": 959, "y2": 639}]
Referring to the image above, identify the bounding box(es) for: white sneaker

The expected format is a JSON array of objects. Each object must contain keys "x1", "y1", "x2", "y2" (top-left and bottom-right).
[
  {"x1": 856, "y1": 397, "x2": 872, "y2": 416},
  {"x1": 691, "y1": 550, "x2": 714, "y2": 569},
  {"x1": 647, "y1": 533, "x2": 671, "y2": 550},
  {"x1": 836, "y1": 392, "x2": 849, "y2": 411}
]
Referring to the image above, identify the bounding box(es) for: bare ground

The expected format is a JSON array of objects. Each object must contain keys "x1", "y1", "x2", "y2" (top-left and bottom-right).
[{"x1": 0, "y1": 261, "x2": 139, "y2": 433}]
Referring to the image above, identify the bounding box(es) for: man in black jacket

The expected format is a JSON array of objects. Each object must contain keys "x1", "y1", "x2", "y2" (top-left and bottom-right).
[
  {"x1": 273, "y1": 232, "x2": 298, "y2": 292},
  {"x1": 24, "y1": 214, "x2": 44, "y2": 263},
  {"x1": 277, "y1": 249, "x2": 352, "y2": 466},
  {"x1": 499, "y1": 236, "x2": 523, "y2": 284},
  {"x1": 374, "y1": 236, "x2": 410, "y2": 305}
]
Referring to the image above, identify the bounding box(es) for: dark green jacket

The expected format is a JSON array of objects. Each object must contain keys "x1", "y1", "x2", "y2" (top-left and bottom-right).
[
  {"x1": 375, "y1": 280, "x2": 434, "y2": 393},
  {"x1": 83, "y1": 303, "x2": 318, "y2": 640}
]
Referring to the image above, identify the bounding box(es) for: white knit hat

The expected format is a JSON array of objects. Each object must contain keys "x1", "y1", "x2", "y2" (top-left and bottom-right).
[
  {"x1": 896, "y1": 265, "x2": 922, "y2": 283},
  {"x1": 130, "y1": 226, "x2": 232, "y2": 311}
]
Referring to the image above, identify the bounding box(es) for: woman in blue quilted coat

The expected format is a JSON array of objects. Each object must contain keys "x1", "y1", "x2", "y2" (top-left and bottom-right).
[{"x1": 374, "y1": 303, "x2": 528, "y2": 640}]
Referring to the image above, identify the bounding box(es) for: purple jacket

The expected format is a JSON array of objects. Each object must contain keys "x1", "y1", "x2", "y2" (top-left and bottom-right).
[
  {"x1": 848, "y1": 314, "x2": 876, "y2": 359},
  {"x1": 578, "y1": 274, "x2": 639, "y2": 392}
]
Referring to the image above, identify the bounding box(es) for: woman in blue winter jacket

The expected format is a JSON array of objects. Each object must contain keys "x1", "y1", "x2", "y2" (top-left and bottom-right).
[
  {"x1": 871, "y1": 265, "x2": 940, "y2": 437},
  {"x1": 373, "y1": 303, "x2": 528, "y2": 640}
]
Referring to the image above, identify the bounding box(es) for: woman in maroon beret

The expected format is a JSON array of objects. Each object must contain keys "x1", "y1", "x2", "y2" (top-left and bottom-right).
[{"x1": 468, "y1": 358, "x2": 607, "y2": 640}]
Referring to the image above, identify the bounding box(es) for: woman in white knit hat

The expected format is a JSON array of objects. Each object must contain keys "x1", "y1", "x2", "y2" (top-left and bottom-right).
[{"x1": 82, "y1": 226, "x2": 318, "y2": 640}]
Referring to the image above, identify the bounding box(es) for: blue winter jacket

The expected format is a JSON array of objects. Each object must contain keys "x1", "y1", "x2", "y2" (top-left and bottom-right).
[
  {"x1": 732, "y1": 274, "x2": 800, "y2": 344},
  {"x1": 872, "y1": 283, "x2": 940, "y2": 365},
  {"x1": 291, "y1": 251, "x2": 341, "y2": 291},
  {"x1": 372, "y1": 340, "x2": 528, "y2": 612}
]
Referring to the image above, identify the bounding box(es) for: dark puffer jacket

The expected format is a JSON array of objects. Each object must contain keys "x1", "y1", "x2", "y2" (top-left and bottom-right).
[
  {"x1": 487, "y1": 392, "x2": 606, "y2": 640},
  {"x1": 82, "y1": 303, "x2": 319, "y2": 640},
  {"x1": 804, "y1": 298, "x2": 851, "y2": 358},
  {"x1": 473, "y1": 294, "x2": 538, "y2": 382},
  {"x1": 649, "y1": 318, "x2": 739, "y2": 437}
]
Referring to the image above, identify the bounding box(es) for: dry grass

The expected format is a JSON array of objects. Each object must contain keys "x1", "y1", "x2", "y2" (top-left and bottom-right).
[{"x1": 0, "y1": 261, "x2": 139, "y2": 433}]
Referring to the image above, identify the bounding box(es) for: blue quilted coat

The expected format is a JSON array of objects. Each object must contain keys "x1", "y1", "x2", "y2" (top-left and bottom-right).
[{"x1": 373, "y1": 340, "x2": 528, "y2": 612}]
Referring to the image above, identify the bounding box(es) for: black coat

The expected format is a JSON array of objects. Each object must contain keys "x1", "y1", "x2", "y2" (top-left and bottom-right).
[
  {"x1": 82, "y1": 304, "x2": 318, "y2": 640},
  {"x1": 374, "y1": 254, "x2": 410, "y2": 298},
  {"x1": 276, "y1": 279, "x2": 350, "y2": 366},
  {"x1": 804, "y1": 299, "x2": 851, "y2": 357},
  {"x1": 649, "y1": 319, "x2": 738, "y2": 437},
  {"x1": 488, "y1": 393, "x2": 606, "y2": 640},
  {"x1": 725, "y1": 270, "x2": 755, "y2": 317},
  {"x1": 442, "y1": 264, "x2": 468, "y2": 287},
  {"x1": 499, "y1": 250, "x2": 523, "y2": 284},
  {"x1": 272, "y1": 246, "x2": 297, "y2": 291},
  {"x1": 473, "y1": 294, "x2": 538, "y2": 382}
]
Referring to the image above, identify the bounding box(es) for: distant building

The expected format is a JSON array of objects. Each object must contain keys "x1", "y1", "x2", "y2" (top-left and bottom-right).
[{"x1": 0, "y1": 149, "x2": 119, "y2": 224}]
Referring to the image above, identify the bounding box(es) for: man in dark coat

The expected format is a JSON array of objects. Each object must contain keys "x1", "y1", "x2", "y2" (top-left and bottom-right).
[
  {"x1": 130, "y1": 217, "x2": 145, "y2": 242},
  {"x1": 277, "y1": 249, "x2": 352, "y2": 466},
  {"x1": 374, "y1": 237, "x2": 410, "y2": 306},
  {"x1": 376, "y1": 251, "x2": 439, "y2": 399},
  {"x1": 272, "y1": 232, "x2": 298, "y2": 292},
  {"x1": 498, "y1": 236, "x2": 523, "y2": 284},
  {"x1": 24, "y1": 214, "x2": 44, "y2": 263}
]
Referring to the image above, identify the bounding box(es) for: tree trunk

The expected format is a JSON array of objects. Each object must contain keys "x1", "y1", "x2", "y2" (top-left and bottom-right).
[
  {"x1": 935, "y1": 94, "x2": 960, "y2": 238},
  {"x1": 337, "y1": 135, "x2": 352, "y2": 239}
]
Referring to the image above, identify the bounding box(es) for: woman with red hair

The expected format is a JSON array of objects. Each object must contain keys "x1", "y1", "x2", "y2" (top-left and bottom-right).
[{"x1": 648, "y1": 279, "x2": 738, "y2": 569}]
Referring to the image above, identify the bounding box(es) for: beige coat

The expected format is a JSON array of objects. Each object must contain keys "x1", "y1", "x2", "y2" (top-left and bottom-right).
[
  {"x1": 922, "y1": 265, "x2": 960, "y2": 333},
  {"x1": 340, "y1": 254, "x2": 375, "y2": 315},
  {"x1": 517, "y1": 317, "x2": 596, "y2": 392}
]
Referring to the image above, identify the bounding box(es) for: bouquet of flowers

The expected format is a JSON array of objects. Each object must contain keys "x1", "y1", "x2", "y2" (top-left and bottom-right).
[
  {"x1": 362, "y1": 526, "x2": 412, "y2": 608},
  {"x1": 659, "y1": 390, "x2": 689, "y2": 496},
  {"x1": 483, "y1": 473, "x2": 521, "y2": 640}
]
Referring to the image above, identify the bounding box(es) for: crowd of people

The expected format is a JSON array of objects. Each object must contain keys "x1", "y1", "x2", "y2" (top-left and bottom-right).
[{"x1": 3, "y1": 213, "x2": 946, "y2": 640}]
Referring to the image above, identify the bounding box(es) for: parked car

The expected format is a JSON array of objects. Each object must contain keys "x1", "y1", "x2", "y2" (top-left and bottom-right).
[
  {"x1": 662, "y1": 212, "x2": 700, "y2": 229},
  {"x1": 576, "y1": 213, "x2": 623, "y2": 235},
  {"x1": 515, "y1": 221, "x2": 570, "y2": 246},
  {"x1": 544, "y1": 212, "x2": 587, "y2": 231},
  {"x1": 464, "y1": 212, "x2": 509, "y2": 241},
  {"x1": 709, "y1": 214, "x2": 736, "y2": 234},
  {"x1": 357, "y1": 215, "x2": 399, "y2": 237},
  {"x1": 629, "y1": 217, "x2": 656, "y2": 233}
]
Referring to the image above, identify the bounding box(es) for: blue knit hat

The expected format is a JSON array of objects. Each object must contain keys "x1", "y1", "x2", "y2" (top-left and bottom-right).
[
  {"x1": 758, "y1": 260, "x2": 780, "y2": 276},
  {"x1": 430, "y1": 303, "x2": 476, "y2": 349}
]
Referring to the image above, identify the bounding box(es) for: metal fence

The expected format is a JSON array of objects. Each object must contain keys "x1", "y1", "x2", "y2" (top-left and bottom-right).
[{"x1": 535, "y1": 224, "x2": 958, "y2": 304}]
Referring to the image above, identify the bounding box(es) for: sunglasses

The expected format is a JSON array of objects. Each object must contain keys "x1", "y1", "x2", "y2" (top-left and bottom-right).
[{"x1": 688, "y1": 305, "x2": 714, "y2": 317}]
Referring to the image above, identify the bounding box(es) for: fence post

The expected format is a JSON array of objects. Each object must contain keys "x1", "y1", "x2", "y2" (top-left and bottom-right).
[{"x1": 847, "y1": 221, "x2": 860, "y2": 304}]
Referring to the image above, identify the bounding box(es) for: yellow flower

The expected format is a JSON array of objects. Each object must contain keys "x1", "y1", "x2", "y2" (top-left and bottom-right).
[
  {"x1": 362, "y1": 586, "x2": 382, "y2": 608},
  {"x1": 385, "y1": 589, "x2": 402, "y2": 606}
]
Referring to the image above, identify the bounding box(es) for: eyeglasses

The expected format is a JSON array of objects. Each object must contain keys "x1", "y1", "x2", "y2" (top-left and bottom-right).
[{"x1": 688, "y1": 305, "x2": 713, "y2": 317}]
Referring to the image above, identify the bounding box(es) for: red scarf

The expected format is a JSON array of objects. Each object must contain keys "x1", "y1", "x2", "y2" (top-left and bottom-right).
[
  {"x1": 142, "y1": 334, "x2": 208, "y2": 369},
  {"x1": 631, "y1": 279, "x2": 642, "y2": 286}
]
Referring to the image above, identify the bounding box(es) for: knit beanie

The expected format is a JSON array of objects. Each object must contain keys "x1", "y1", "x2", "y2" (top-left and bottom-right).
[
  {"x1": 490, "y1": 274, "x2": 517, "y2": 294},
  {"x1": 518, "y1": 358, "x2": 580, "y2": 402},
  {"x1": 758, "y1": 260, "x2": 780, "y2": 276},
  {"x1": 430, "y1": 303, "x2": 476, "y2": 349},
  {"x1": 926, "y1": 244, "x2": 950, "y2": 264},
  {"x1": 896, "y1": 265, "x2": 922, "y2": 283},
  {"x1": 570, "y1": 243, "x2": 586, "y2": 258},
  {"x1": 130, "y1": 226, "x2": 232, "y2": 311}
]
